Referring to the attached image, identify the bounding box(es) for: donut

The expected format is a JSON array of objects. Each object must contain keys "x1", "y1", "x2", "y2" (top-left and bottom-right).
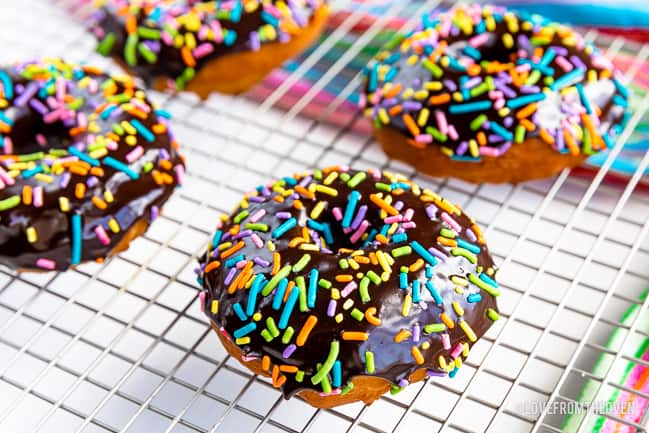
[
  {"x1": 0, "y1": 59, "x2": 184, "y2": 272},
  {"x1": 562, "y1": 289, "x2": 649, "y2": 433},
  {"x1": 361, "y1": 4, "x2": 631, "y2": 184},
  {"x1": 197, "y1": 167, "x2": 500, "y2": 408},
  {"x1": 88, "y1": 0, "x2": 329, "y2": 97}
]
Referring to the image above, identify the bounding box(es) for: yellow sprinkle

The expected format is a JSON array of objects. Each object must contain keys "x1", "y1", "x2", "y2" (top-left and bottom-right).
[
  {"x1": 34, "y1": 173, "x2": 53, "y2": 183},
  {"x1": 414, "y1": 90, "x2": 428, "y2": 100},
  {"x1": 378, "y1": 109, "x2": 390, "y2": 124},
  {"x1": 452, "y1": 301, "x2": 464, "y2": 317},
  {"x1": 462, "y1": 343, "x2": 470, "y2": 357},
  {"x1": 498, "y1": 107, "x2": 511, "y2": 117},
  {"x1": 402, "y1": 88, "x2": 414, "y2": 100},
  {"x1": 347, "y1": 258, "x2": 359, "y2": 270},
  {"x1": 455, "y1": 286, "x2": 464, "y2": 294},
  {"x1": 104, "y1": 190, "x2": 114, "y2": 203},
  {"x1": 402, "y1": 294, "x2": 412, "y2": 317},
  {"x1": 252, "y1": 312, "x2": 262, "y2": 321},
  {"x1": 335, "y1": 313, "x2": 343, "y2": 323},
  {"x1": 502, "y1": 33, "x2": 514, "y2": 49},
  {"x1": 58, "y1": 197, "x2": 70, "y2": 212},
  {"x1": 438, "y1": 355, "x2": 447, "y2": 370},
  {"x1": 323, "y1": 171, "x2": 338, "y2": 185},
  {"x1": 455, "y1": 357, "x2": 463, "y2": 369},
  {"x1": 588, "y1": 69, "x2": 597, "y2": 83},
  {"x1": 411, "y1": 346, "x2": 425, "y2": 365},
  {"x1": 310, "y1": 201, "x2": 326, "y2": 219},
  {"x1": 381, "y1": 271, "x2": 391, "y2": 282},
  {"x1": 314, "y1": 185, "x2": 337, "y2": 197},
  {"x1": 331, "y1": 288, "x2": 341, "y2": 300},
  {"x1": 377, "y1": 250, "x2": 391, "y2": 274},
  {"x1": 452, "y1": 91, "x2": 463, "y2": 102},
  {"x1": 469, "y1": 139, "x2": 479, "y2": 158},
  {"x1": 424, "y1": 81, "x2": 443, "y2": 91},
  {"x1": 121, "y1": 121, "x2": 136, "y2": 135},
  {"x1": 185, "y1": 32, "x2": 197, "y2": 49},
  {"x1": 26, "y1": 227, "x2": 37, "y2": 243},
  {"x1": 407, "y1": 54, "x2": 419, "y2": 65},
  {"x1": 460, "y1": 320, "x2": 477, "y2": 342},
  {"x1": 89, "y1": 148, "x2": 108, "y2": 159},
  {"x1": 451, "y1": 276, "x2": 468, "y2": 286},
  {"x1": 417, "y1": 108, "x2": 430, "y2": 127},
  {"x1": 125, "y1": 135, "x2": 137, "y2": 146},
  {"x1": 235, "y1": 337, "x2": 250, "y2": 345},
  {"x1": 211, "y1": 300, "x2": 219, "y2": 314},
  {"x1": 421, "y1": 341, "x2": 430, "y2": 350},
  {"x1": 343, "y1": 299, "x2": 354, "y2": 310},
  {"x1": 108, "y1": 218, "x2": 120, "y2": 233}
]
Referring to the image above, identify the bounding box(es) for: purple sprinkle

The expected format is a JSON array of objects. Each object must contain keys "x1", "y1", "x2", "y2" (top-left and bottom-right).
[
  {"x1": 399, "y1": 379, "x2": 409, "y2": 387},
  {"x1": 86, "y1": 176, "x2": 99, "y2": 188},
  {"x1": 456, "y1": 141, "x2": 469, "y2": 156},
  {"x1": 249, "y1": 31, "x2": 260, "y2": 51},
  {"x1": 298, "y1": 175, "x2": 312, "y2": 187},
  {"x1": 14, "y1": 82, "x2": 39, "y2": 107},
  {"x1": 327, "y1": 300, "x2": 336, "y2": 317},
  {"x1": 426, "y1": 205, "x2": 437, "y2": 219},
  {"x1": 520, "y1": 85, "x2": 540, "y2": 94},
  {"x1": 403, "y1": 101, "x2": 422, "y2": 111},
  {"x1": 248, "y1": 196, "x2": 265, "y2": 203},
  {"x1": 283, "y1": 344, "x2": 297, "y2": 359},
  {"x1": 429, "y1": 246, "x2": 448, "y2": 260},
  {"x1": 551, "y1": 45, "x2": 568, "y2": 56},
  {"x1": 570, "y1": 55, "x2": 587, "y2": 71},
  {"x1": 150, "y1": 205, "x2": 159, "y2": 220},
  {"x1": 224, "y1": 268, "x2": 237, "y2": 285},
  {"x1": 394, "y1": 201, "x2": 404, "y2": 211},
  {"x1": 555, "y1": 129, "x2": 565, "y2": 151},
  {"x1": 275, "y1": 211, "x2": 292, "y2": 219},
  {"x1": 498, "y1": 141, "x2": 512, "y2": 155},
  {"x1": 489, "y1": 134, "x2": 505, "y2": 143},
  {"x1": 59, "y1": 172, "x2": 71, "y2": 188},
  {"x1": 351, "y1": 205, "x2": 368, "y2": 230},
  {"x1": 503, "y1": 117, "x2": 514, "y2": 128},
  {"x1": 494, "y1": 81, "x2": 516, "y2": 98},
  {"x1": 412, "y1": 324, "x2": 421, "y2": 342},
  {"x1": 464, "y1": 76, "x2": 483, "y2": 89},
  {"x1": 443, "y1": 79, "x2": 457, "y2": 91},
  {"x1": 253, "y1": 257, "x2": 270, "y2": 267},
  {"x1": 233, "y1": 229, "x2": 252, "y2": 240},
  {"x1": 29, "y1": 99, "x2": 48, "y2": 115},
  {"x1": 517, "y1": 34, "x2": 530, "y2": 50},
  {"x1": 465, "y1": 228, "x2": 477, "y2": 243},
  {"x1": 427, "y1": 370, "x2": 447, "y2": 377}
]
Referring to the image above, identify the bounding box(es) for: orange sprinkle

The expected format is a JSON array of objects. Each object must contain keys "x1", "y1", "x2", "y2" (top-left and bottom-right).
[
  {"x1": 354, "y1": 255, "x2": 370, "y2": 264},
  {"x1": 581, "y1": 113, "x2": 602, "y2": 149},
  {"x1": 237, "y1": 268, "x2": 253, "y2": 290},
  {"x1": 152, "y1": 123, "x2": 167, "y2": 134},
  {"x1": 272, "y1": 252, "x2": 281, "y2": 275},
  {"x1": 335, "y1": 275, "x2": 353, "y2": 283},
  {"x1": 92, "y1": 196, "x2": 108, "y2": 210},
  {"x1": 181, "y1": 46, "x2": 196, "y2": 67},
  {"x1": 370, "y1": 194, "x2": 399, "y2": 216},
  {"x1": 383, "y1": 83, "x2": 403, "y2": 99},
  {"x1": 90, "y1": 167, "x2": 104, "y2": 177},
  {"x1": 152, "y1": 170, "x2": 163, "y2": 185},
  {"x1": 394, "y1": 329, "x2": 411, "y2": 343},
  {"x1": 204, "y1": 261, "x2": 221, "y2": 273},
  {"x1": 519, "y1": 118, "x2": 536, "y2": 132},
  {"x1": 375, "y1": 234, "x2": 389, "y2": 244},
  {"x1": 388, "y1": 105, "x2": 403, "y2": 116},
  {"x1": 369, "y1": 252, "x2": 378, "y2": 266},
  {"x1": 75, "y1": 183, "x2": 86, "y2": 199},
  {"x1": 293, "y1": 200, "x2": 303, "y2": 210},
  {"x1": 403, "y1": 114, "x2": 420, "y2": 136},
  {"x1": 262, "y1": 355, "x2": 271, "y2": 371},
  {"x1": 437, "y1": 237, "x2": 458, "y2": 247},
  {"x1": 279, "y1": 365, "x2": 298, "y2": 373},
  {"x1": 476, "y1": 131, "x2": 487, "y2": 146},
  {"x1": 296, "y1": 315, "x2": 318, "y2": 347},
  {"x1": 283, "y1": 281, "x2": 295, "y2": 303},
  {"x1": 563, "y1": 128, "x2": 580, "y2": 156},
  {"x1": 539, "y1": 128, "x2": 555, "y2": 145},
  {"x1": 516, "y1": 103, "x2": 538, "y2": 120},
  {"x1": 472, "y1": 224, "x2": 486, "y2": 245},
  {"x1": 365, "y1": 307, "x2": 382, "y2": 326},
  {"x1": 342, "y1": 331, "x2": 369, "y2": 341},
  {"x1": 295, "y1": 185, "x2": 314, "y2": 200},
  {"x1": 441, "y1": 312, "x2": 455, "y2": 329},
  {"x1": 274, "y1": 374, "x2": 286, "y2": 388},
  {"x1": 125, "y1": 15, "x2": 137, "y2": 34},
  {"x1": 272, "y1": 365, "x2": 279, "y2": 384},
  {"x1": 428, "y1": 93, "x2": 451, "y2": 105},
  {"x1": 69, "y1": 126, "x2": 86, "y2": 136},
  {"x1": 128, "y1": 108, "x2": 148, "y2": 120},
  {"x1": 409, "y1": 258, "x2": 424, "y2": 272},
  {"x1": 69, "y1": 164, "x2": 89, "y2": 176},
  {"x1": 159, "y1": 159, "x2": 172, "y2": 171},
  {"x1": 467, "y1": 63, "x2": 482, "y2": 76},
  {"x1": 273, "y1": 195, "x2": 284, "y2": 203},
  {"x1": 220, "y1": 240, "x2": 245, "y2": 258},
  {"x1": 22, "y1": 185, "x2": 32, "y2": 205},
  {"x1": 411, "y1": 346, "x2": 425, "y2": 365}
]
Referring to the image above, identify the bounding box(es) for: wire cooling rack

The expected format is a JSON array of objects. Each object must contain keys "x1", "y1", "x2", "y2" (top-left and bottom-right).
[{"x1": 1, "y1": 1, "x2": 649, "y2": 432}]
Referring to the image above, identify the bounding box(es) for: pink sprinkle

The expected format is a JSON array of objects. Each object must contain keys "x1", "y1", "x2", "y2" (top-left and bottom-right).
[
  {"x1": 494, "y1": 98, "x2": 506, "y2": 109},
  {"x1": 555, "y1": 56, "x2": 573, "y2": 72},
  {"x1": 435, "y1": 110, "x2": 448, "y2": 135},
  {"x1": 319, "y1": 389, "x2": 341, "y2": 397},
  {"x1": 516, "y1": 63, "x2": 531, "y2": 73},
  {"x1": 442, "y1": 333, "x2": 451, "y2": 350},
  {"x1": 4, "y1": 137, "x2": 12, "y2": 154},
  {"x1": 249, "y1": 209, "x2": 266, "y2": 223},
  {"x1": 0, "y1": 166, "x2": 15, "y2": 185},
  {"x1": 56, "y1": 76, "x2": 66, "y2": 100},
  {"x1": 479, "y1": 147, "x2": 500, "y2": 157},
  {"x1": 402, "y1": 221, "x2": 416, "y2": 229},
  {"x1": 36, "y1": 258, "x2": 56, "y2": 270},
  {"x1": 130, "y1": 98, "x2": 151, "y2": 113},
  {"x1": 88, "y1": 80, "x2": 99, "y2": 94},
  {"x1": 415, "y1": 134, "x2": 432, "y2": 144},
  {"x1": 441, "y1": 212, "x2": 461, "y2": 232},
  {"x1": 332, "y1": 207, "x2": 343, "y2": 221},
  {"x1": 161, "y1": 31, "x2": 174, "y2": 45},
  {"x1": 94, "y1": 225, "x2": 111, "y2": 245},
  {"x1": 358, "y1": 93, "x2": 366, "y2": 108},
  {"x1": 193, "y1": 43, "x2": 214, "y2": 59},
  {"x1": 250, "y1": 233, "x2": 264, "y2": 248},
  {"x1": 350, "y1": 220, "x2": 369, "y2": 243},
  {"x1": 0, "y1": 179, "x2": 5, "y2": 189},
  {"x1": 43, "y1": 110, "x2": 61, "y2": 123},
  {"x1": 77, "y1": 112, "x2": 88, "y2": 128},
  {"x1": 341, "y1": 281, "x2": 358, "y2": 298},
  {"x1": 451, "y1": 343, "x2": 464, "y2": 359},
  {"x1": 106, "y1": 140, "x2": 118, "y2": 151},
  {"x1": 174, "y1": 165, "x2": 185, "y2": 185},
  {"x1": 125, "y1": 146, "x2": 144, "y2": 163},
  {"x1": 447, "y1": 125, "x2": 459, "y2": 141},
  {"x1": 403, "y1": 208, "x2": 414, "y2": 222},
  {"x1": 488, "y1": 90, "x2": 503, "y2": 100},
  {"x1": 210, "y1": 21, "x2": 223, "y2": 42},
  {"x1": 235, "y1": 259, "x2": 247, "y2": 269},
  {"x1": 384, "y1": 215, "x2": 403, "y2": 224},
  {"x1": 198, "y1": 291, "x2": 206, "y2": 313},
  {"x1": 469, "y1": 33, "x2": 488, "y2": 47},
  {"x1": 33, "y1": 186, "x2": 43, "y2": 208}
]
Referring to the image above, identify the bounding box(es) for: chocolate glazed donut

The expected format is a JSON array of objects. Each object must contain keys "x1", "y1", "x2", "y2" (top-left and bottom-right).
[
  {"x1": 89, "y1": 0, "x2": 329, "y2": 96},
  {"x1": 362, "y1": 4, "x2": 630, "y2": 183},
  {"x1": 198, "y1": 168, "x2": 500, "y2": 408},
  {"x1": 0, "y1": 59, "x2": 184, "y2": 271}
]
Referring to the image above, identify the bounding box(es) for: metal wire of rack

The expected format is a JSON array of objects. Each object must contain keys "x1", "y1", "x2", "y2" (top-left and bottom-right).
[{"x1": 0, "y1": 1, "x2": 648, "y2": 433}]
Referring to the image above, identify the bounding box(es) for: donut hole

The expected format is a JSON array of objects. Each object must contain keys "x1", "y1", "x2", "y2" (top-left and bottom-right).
[{"x1": 6, "y1": 106, "x2": 72, "y2": 154}]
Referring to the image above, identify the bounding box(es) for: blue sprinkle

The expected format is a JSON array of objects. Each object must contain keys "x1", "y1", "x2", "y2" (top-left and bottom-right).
[
  {"x1": 463, "y1": 45, "x2": 481, "y2": 60},
  {"x1": 230, "y1": 0, "x2": 243, "y2": 22},
  {"x1": 368, "y1": 64, "x2": 378, "y2": 92},
  {"x1": 575, "y1": 83, "x2": 592, "y2": 114},
  {"x1": 272, "y1": 278, "x2": 289, "y2": 310},
  {"x1": 539, "y1": 48, "x2": 556, "y2": 67},
  {"x1": 68, "y1": 146, "x2": 100, "y2": 167},
  {"x1": 490, "y1": 122, "x2": 513, "y2": 141},
  {"x1": 385, "y1": 67, "x2": 398, "y2": 82},
  {"x1": 233, "y1": 322, "x2": 256, "y2": 339},
  {"x1": 261, "y1": 10, "x2": 279, "y2": 27},
  {"x1": 384, "y1": 52, "x2": 401, "y2": 65},
  {"x1": 449, "y1": 100, "x2": 492, "y2": 114},
  {"x1": 130, "y1": 119, "x2": 155, "y2": 143},
  {"x1": 278, "y1": 286, "x2": 300, "y2": 329},
  {"x1": 224, "y1": 30, "x2": 237, "y2": 46},
  {"x1": 613, "y1": 78, "x2": 629, "y2": 98},
  {"x1": 332, "y1": 360, "x2": 342, "y2": 388},
  {"x1": 21, "y1": 165, "x2": 44, "y2": 179},
  {"x1": 308, "y1": 268, "x2": 318, "y2": 309},
  {"x1": 425, "y1": 265, "x2": 433, "y2": 279},
  {"x1": 613, "y1": 95, "x2": 628, "y2": 108},
  {"x1": 457, "y1": 239, "x2": 481, "y2": 255},
  {"x1": 71, "y1": 213, "x2": 82, "y2": 265},
  {"x1": 391, "y1": 182, "x2": 410, "y2": 190},
  {"x1": 224, "y1": 254, "x2": 245, "y2": 268},
  {"x1": 342, "y1": 190, "x2": 361, "y2": 229},
  {"x1": 550, "y1": 68, "x2": 585, "y2": 91},
  {"x1": 282, "y1": 176, "x2": 297, "y2": 186},
  {"x1": 413, "y1": 280, "x2": 421, "y2": 303},
  {"x1": 233, "y1": 303, "x2": 247, "y2": 321},
  {"x1": 246, "y1": 274, "x2": 265, "y2": 316},
  {"x1": 0, "y1": 111, "x2": 14, "y2": 126},
  {"x1": 392, "y1": 232, "x2": 408, "y2": 243},
  {"x1": 0, "y1": 71, "x2": 13, "y2": 99},
  {"x1": 272, "y1": 217, "x2": 297, "y2": 238},
  {"x1": 449, "y1": 367, "x2": 458, "y2": 378},
  {"x1": 467, "y1": 293, "x2": 483, "y2": 303},
  {"x1": 100, "y1": 104, "x2": 117, "y2": 120},
  {"x1": 506, "y1": 93, "x2": 546, "y2": 109},
  {"x1": 425, "y1": 281, "x2": 443, "y2": 305},
  {"x1": 411, "y1": 241, "x2": 438, "y2": 266},
  {"x1": 154, "y1": 109, "x2": 172, "y2": 119},
  {"x1": 399, "y1": 272, "x2": 408, "y2": 289},
  {"x1": 103, "y1": 156, "x2": 139, "y2": 179},
  {"x1": 479, "y1": 272, "x2": 499, "y2": 288},
  {"x1": 211, "y1": 230, "x2": 223, "y2": 248}
]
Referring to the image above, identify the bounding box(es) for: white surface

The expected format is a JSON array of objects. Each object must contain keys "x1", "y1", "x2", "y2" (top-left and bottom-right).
[{"x1": 0, "y1": 1, "x2": 648, "y2": 433}]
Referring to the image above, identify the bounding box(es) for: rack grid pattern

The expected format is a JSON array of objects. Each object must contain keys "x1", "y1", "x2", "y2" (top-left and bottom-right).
[{"x1": 0, "y1": 1, "x2": 649, "y2": 433}]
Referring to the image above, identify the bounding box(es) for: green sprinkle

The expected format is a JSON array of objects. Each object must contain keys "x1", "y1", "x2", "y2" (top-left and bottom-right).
[
  {"x1": 137, "y1": 27, "x2": 161, "y2": 39},
  {"x1": 470, "y1": 114, "x2": 488, "y2": 131},
  {"x1": 359, "y1": 277, "x2": 371, "y2": 303},
  {"x1": 19, "y1": 152, "x2": 45, "y2": 162},
  {"x1": 292, "y1": 254, "x2": 311, "y2": 273},
  {"x1": 245, "y1": 223, "x2": 269, "y2": 232},
  {"x1": 424, "y1": 323, "x2": 447, "y2": 333},
  {"x1": 366, "y1": 270, "x2": 381, "y2": 285},
  {"x1": 295, "y1": 370, "x2": 304, "y2": 382},
  {"x1": 338, "y1": 259, "x2": 349, "y2": 270},
  {"x1": 375, "y1": 182, "x2": 391, "y2": 192},
  {"x1": 311, "y1": 341, "x2": 340, "y2": 385},
  {"x1": 385, "y1": 33, "x2": 406, "y2": 50},
  {"x1": 526, "y1": 69, "x2": 542, "y2": 85},
  {"x1": 137, "y1": 43, "x2": 157, "y2": 64},
  {"x1": 422, "y1": 59, "x2": 443, "y2": 78},
  {"x1": 390, "y1": 385, "x2": 405, "y2": 395},
  {"x1": 296, "y1": 276, "x2": 308, "y2": 312},
  {"x1": 261, "y1": 265, "x2": 291, "y2": 296},
  {"x1": 341, "y1": 381, "x2": 354, "y2": 395},
  {"x1": 391, "y1": 246, "x2": 412, "y2": 258},
  {"x1": 350, "y1": 308, "x2": 364, "y2": 321},
  {"x1": 124, "y1": 33, "x2": 139, "y2": 66},
  {"x1": 97, "y1": 32, "x2": 116, "y2": 55},
  {"x1": 233, "y1": 210, "x2": 249, "y2": 224},
  {"x1": 365, "y1": 351, "x2": 375, "y2": 374},
  {"x1": 451, "y1": 247, "x2": 477, "y2": 264},
  {"x1": 142, "y1": 161, "x2": 154, "y2": 173},
  {"x1": 314, "y1": 169, "x2": 323, "y2": 180},
  {"x1": 347, "y1": 171, "x2": 367, "y2": 188},
  {"x1": 425, "y1": 126, "x2": 448, "y2": 142},
  {"x1": 282, "y1": 326, "x2": 294, "y2": 344},
  {"x1": 440, "y1": 228, "x2": 457, "y2": 238},
  {"x1": 266, "y1": 317, "x2": 280, "y2": 338},
  {"x1": 318, "y1": 279, "x2": 332, "y2": 289},
  {"x1": 400, "y1": 266, "x2": 409, "y2": 273},
  {"x1": 487, "y1": 308, "x2": 500, "y2": 321},
  {"x1": 260, "y1": 329, "x2": 273, "y2": 342},
  {"x1": 112, "y1": 123, "x2": 125, "y2": 135},
  {"x1": 515, "y1": 125, "x2": 526, "y2": 143},
  {"x1": 469, "y1": 273, "x2": 501, "y2": 297},
  {"x1": 469, "y1": 82, "x2": 490, "y2": 98},
  {"x1": 0, "y1": 195, "x2": 21, "y2": 211}
]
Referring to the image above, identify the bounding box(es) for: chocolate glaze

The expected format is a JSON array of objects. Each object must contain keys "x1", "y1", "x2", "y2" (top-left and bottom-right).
[
  {"x1": 199, "y1": 169, "x2": 499, "y2": 398},
  {"x1": 362, "y1": 4, "x2": 629, "y2": 160},
  {"x1": 0, "y1": 60, "x2": 184, "y2": 271},
  {"x1": 89, "y1": 0, "x2": 321, "y2": 89}
]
